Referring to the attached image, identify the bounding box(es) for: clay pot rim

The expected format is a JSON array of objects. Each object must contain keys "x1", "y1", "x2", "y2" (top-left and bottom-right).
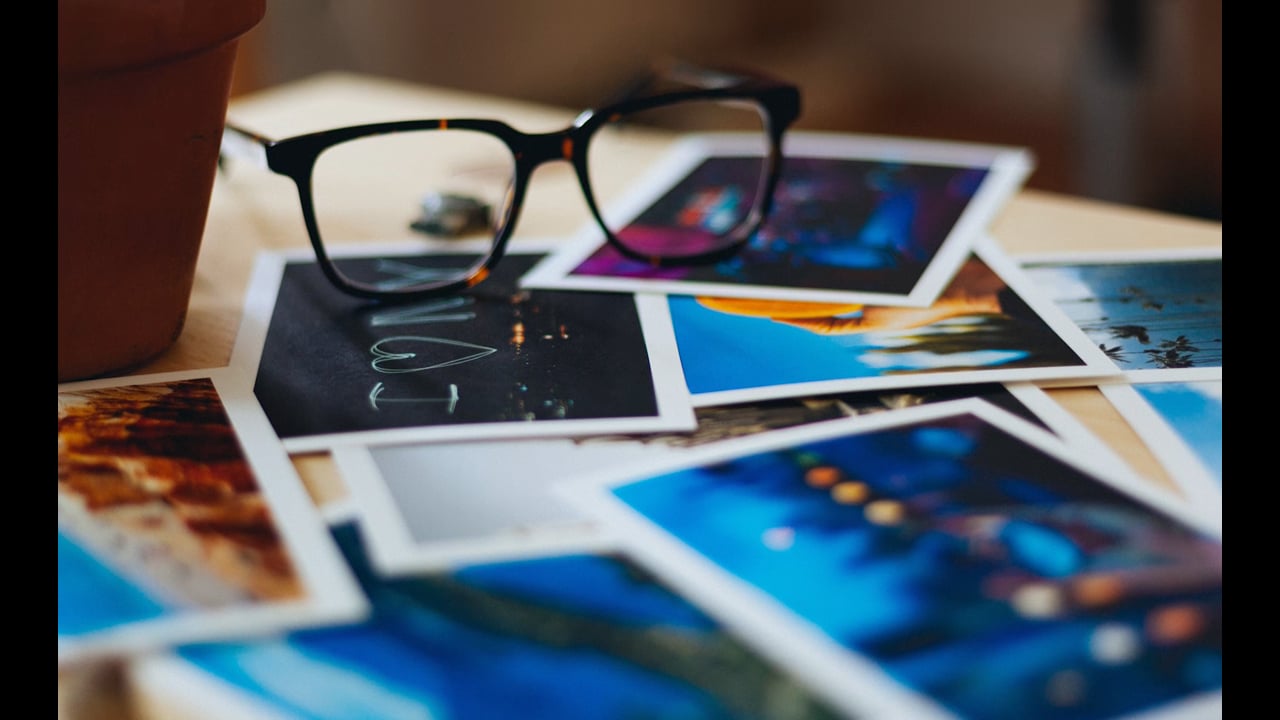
[{"x1": 58, "y1": 0, "x2": 266, "y2": 77}]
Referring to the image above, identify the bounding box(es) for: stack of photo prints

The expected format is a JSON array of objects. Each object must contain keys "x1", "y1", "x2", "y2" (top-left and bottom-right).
[{"x1": 59, "y1": 132, "x2": 1222, "y2": 720}]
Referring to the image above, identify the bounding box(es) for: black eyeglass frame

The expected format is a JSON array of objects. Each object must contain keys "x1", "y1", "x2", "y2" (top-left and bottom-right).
[{"x1": 221, "y1": 63, "x2": 801, "y2": 301}]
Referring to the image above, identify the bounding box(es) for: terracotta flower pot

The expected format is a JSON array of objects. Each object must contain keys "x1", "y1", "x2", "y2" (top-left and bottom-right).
[{"x1": 58, "y1": 0, "x2": 266, "y2": 382}]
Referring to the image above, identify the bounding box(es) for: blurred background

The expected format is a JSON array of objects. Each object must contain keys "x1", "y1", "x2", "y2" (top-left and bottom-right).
[{"x1": 228, "y1": 0, "x2": 1220, "y2": 221}]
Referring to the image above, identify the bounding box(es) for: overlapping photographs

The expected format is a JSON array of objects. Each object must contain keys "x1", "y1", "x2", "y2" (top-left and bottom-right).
[
  {"x1": 1014, "y1": 247, "x2": 1222, "y2": 383},
  {"x1": 334, "y1": 382, "x2": 1129, "y2": 578},
  {"x1": 669, "y1": 236, "x2": 1118, "y2": 406},
  {"x1": 230, "y1": 240, "x2": 696, "y2": 453},
  {"x1": 522, "y1": 132, "x2": 1034, "y2": 307},
  {"x1": 129, "y1": 521, "x2": 846, "y2": 720},
  {"x1": 58, "y1": 370, "x2": 367, "y2": 666},
  {"x1": 1100, "y1": 379, "x2": 1222, "y2": 519},
  {"x1": 560, "y1": 399, "x2": 1222, "y2": 720}
]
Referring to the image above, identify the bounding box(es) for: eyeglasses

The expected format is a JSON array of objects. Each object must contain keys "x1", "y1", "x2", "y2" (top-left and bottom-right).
[{"x1": 219, "y1": 61, "x2": 801, "y2": 301}]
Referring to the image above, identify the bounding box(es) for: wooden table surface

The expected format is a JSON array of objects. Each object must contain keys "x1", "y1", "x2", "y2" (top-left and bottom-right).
[{"x1": 58, "y1": 72, "x2": 1223, "y2": 719}]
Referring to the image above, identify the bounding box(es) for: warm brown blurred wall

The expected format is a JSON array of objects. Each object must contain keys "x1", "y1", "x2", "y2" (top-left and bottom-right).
[{"x1": 230, "y1": 0, "x2": 1220, "y2": 221}]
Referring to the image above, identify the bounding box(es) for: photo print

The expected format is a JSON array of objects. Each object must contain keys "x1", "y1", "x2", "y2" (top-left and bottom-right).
[
  {"x1": 1100, "y1": 379, "x2": 1222, "y2": 519},
  {"x1": 58, "y1": 370, "x2": 366, "y2": 666},
  {"x1": 1015, "y1": 247, "x2": 1222, "y2": 383},
  {"x1": 130, "y1": 521, "x2": 846, "y2": 720},
  {"x1": 561, "y1": 399, "x2": 1222, "y2": 720},
  {"x1": 669, "y1": 236, "x2": 1118, "y2": 406},
  {"x1": 522, "y1": 132, "x2": 1034, "y2": 307},
  {"x1": 230, "y1": 240, "x2": 696, "y2": 453}
]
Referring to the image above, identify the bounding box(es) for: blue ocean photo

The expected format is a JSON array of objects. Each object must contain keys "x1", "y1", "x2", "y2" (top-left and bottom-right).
[{"x1": 175, "y1": 523, "x2": 841, "y2": 720}]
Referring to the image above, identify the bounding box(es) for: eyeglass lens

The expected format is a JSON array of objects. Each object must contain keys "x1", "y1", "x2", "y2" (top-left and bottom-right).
[
  {"x1": 311, "y1": 129, "x2": 517, "y2": 292},
  {"x1": 587, "y1": 96, "x2": 770, "y2": 260}
]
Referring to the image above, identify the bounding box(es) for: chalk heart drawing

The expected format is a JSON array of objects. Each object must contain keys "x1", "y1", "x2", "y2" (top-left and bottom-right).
[{"x1": 369, "y1": 336, "x2": 498, "y2": 374}]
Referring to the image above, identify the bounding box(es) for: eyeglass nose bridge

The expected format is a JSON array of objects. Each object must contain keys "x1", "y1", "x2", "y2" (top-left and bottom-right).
[
  {"x1": 510, "y1": 126, "x2": 584, "y2": 173},
  {"x1": 503, "y1": 125, "x2": 604, "y2": 232}
]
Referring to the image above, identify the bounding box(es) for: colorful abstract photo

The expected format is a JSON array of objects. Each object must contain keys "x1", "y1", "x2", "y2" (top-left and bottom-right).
[{"x1": 566, "y1": 401, "x2": 1221, "y2": 720}]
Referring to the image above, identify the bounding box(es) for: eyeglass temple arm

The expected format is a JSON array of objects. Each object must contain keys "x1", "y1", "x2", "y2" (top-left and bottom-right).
[
  {"x1": 218, "y1": 123, "x2": 273, "y2": 174},
  {"x1": 659, "y1": 59, "x2": 769, "y2": 90},
  {"x1": 603, "y1": 58, "x2": 781, "y2": 107}
]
